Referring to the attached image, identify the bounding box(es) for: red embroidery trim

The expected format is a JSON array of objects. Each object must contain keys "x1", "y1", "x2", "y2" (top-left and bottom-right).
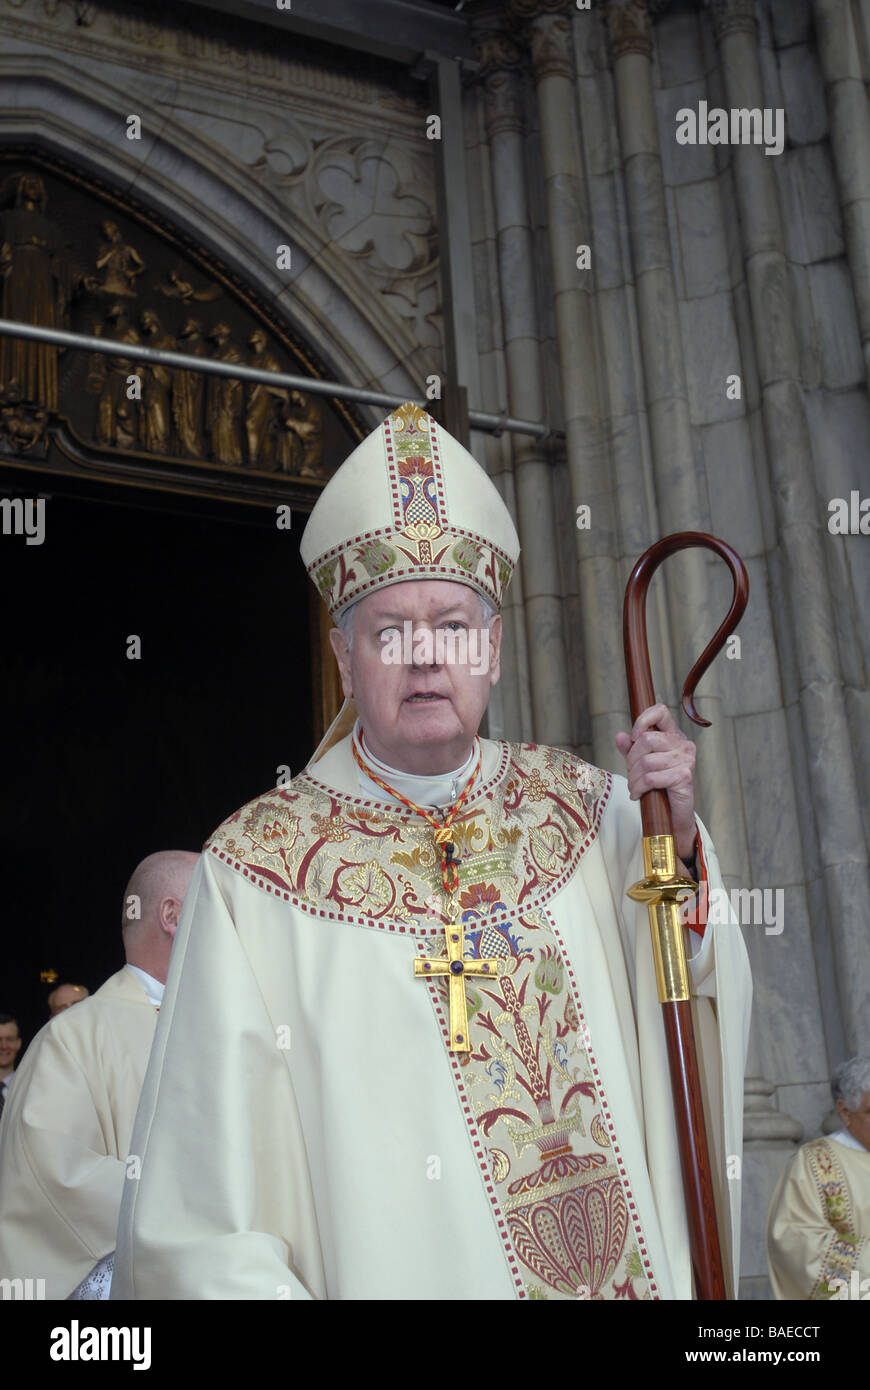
[
  {"x1": 546, "y1": 908, "x2": 661, "y2": 1301},
  {"x1": 427, "y1": 415, "x2": 448, "y2": 517},
  {"x1": 300, "y1": 740, "x2": 511, "y2": 813},
  {"x1": 307, "y1": 526, "x2": 515, "y2": 574},
  {"x1": 208, "y1": 745, "x2": 613, "y2": 931}
]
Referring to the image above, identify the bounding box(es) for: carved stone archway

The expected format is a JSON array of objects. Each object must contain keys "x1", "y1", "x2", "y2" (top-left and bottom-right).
[
  {"x1": 0, "y1": 143, "x2": 372, "y2": 739},
  {"x1": 0, "y1": 59, "x2": 435, "y2": 425}
]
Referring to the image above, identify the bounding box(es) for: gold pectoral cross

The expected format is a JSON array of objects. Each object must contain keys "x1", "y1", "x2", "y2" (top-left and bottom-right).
[{"x1": 414, "y1": 909, "x2": 499, "y2": 1052}]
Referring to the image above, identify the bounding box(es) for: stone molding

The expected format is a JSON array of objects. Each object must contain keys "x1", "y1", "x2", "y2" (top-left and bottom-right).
[
  {"x1": 469, "y1": 3, "x2": 527, "y2": 134},
  {"x1": 605, "y1": 0, "x2": 654, "y2": 61},
  {"x1": 507, "y1": 0, "x2": 574, "y2": 18},
  {"x1": 0, "y1": 0, "x2": 425, "y2": 127},
  {"x1": 529, "y1": 11, "x2": 575, "y2": 82},
  {"x1": 743, "y1": 1076, "x2": 804, "y2": 1144},
  {"x1": 480, "y1": 68, "x2": 526, "y2": 137},
  {"x1": 707, "y1": 0, "x2": 758, "y2": 41},
  {"x1": 472, "y1": 26, "x2": 526, "y2": 80},
  {"x1": 471, "y1": 1, "x2": 575, "y2": 103}
]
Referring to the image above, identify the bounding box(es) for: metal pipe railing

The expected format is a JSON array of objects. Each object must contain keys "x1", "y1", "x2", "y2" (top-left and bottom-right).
[{"x1": 0, "y1": 318, "x2": 552, "y2": 439}]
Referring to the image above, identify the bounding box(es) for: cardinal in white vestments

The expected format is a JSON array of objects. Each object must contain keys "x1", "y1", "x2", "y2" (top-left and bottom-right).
[
  {"x1": 0, "y1": 851, "x2": 198, "y2": 1299},
  {"x1": 767, "y1": 1055, "x2": 870, "y2": 1300},
  {"x1": 113, "y1": 402, "x2": 751, "y2": 1302}
]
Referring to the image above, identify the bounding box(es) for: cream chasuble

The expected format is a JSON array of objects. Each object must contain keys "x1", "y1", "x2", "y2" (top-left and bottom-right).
[
  {"x1": 113, "y1": 734, "x2": 751, "y2": 1301},
  {"x1": 767, "y1": 1135, "x2": 870, "y2": 1300},
  {"x1": 0, "y1": 967, "x2": 159, "y2": 1299}
]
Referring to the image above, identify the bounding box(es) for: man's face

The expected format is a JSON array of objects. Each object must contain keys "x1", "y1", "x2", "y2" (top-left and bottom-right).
[
  {"x1": 838, "y1": 1091, "x2": 870, "y2": 1151},
  {"x1": 0, "y1": 1022, "x2": 21, "y2": 1070},
  {"x1": 329, "y1": 579, "x2": 502, "y2": 775}
]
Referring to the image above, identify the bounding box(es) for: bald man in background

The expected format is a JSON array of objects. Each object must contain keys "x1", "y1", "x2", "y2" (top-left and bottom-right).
[
  {"x1": 48, "y1": 983, "x2": 90, "y2": 1016},
  {"x1": 0, "y1": 851, "x2": 198, "y2": 1299}
]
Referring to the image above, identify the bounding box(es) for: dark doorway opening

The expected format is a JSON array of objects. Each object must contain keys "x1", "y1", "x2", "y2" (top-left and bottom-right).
[{"x1": 1, "y1": 480, "x2": 313, "y2": 1048}]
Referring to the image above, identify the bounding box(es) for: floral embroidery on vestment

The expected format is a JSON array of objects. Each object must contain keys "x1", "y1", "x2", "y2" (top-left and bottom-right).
[
  {"x1": 806, "y1": 1139, "x2": 860, "y2": 1299},
  {"x1": 208, "y1": 741, "x2": 656, "y2": 1299}
]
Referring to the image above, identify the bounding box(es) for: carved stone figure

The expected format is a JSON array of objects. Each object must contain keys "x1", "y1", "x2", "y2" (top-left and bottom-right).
[
  {"x1": 90, "y1": 221, "x2": 145, "y2": 298},
  {"x1": 158, "y1": 269, "x2": 221, "y2": 303},
  {"x1": 0, "y1": 173, "x2": 68, "y2": 412},
  {"x1": 278, "y1": 389, "x2": 324, "y2": 478},
  {"x1": 138, "y1": 309, "x2": 174, "y2": 455},
  {"x1": 206, "y1": 322, "x2": 244, "y2": 467},
  {"x1": 93, "y1": 304, "x2": 141, "y2": 450},
  {"x1": 172, "y1": 317, "x2": 206, "y2": 459},
  {"x1": 1, "y1": 406, "x2": 48, "y2": 454},
  {"x1": 245, "y1": 328, "x2": 285, "y2": 470}
]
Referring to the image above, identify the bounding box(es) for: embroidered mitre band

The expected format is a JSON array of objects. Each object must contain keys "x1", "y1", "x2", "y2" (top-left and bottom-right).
[{"x1": 300, "y1": 402, "x2": 520, "y2": 619}]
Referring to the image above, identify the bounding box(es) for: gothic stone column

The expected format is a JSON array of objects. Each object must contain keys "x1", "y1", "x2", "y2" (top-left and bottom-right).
[
  {"x1": 471, "y1": 2, "x2": 574, "y2": 747},
  {"x1": 813, "y1": 0, "x2": 870, "y2": 395},
  {"x1": 462, "y1": 78, "x2": 535, "y2": 740},
  {"x1": 604, "y1": 0, "x2": 747, "y2": 879},
  {"x1": 712, "y1": 0, "x2": 870, "y2": 1053},
  {"x1": 507, "y1": 0, "x2": 632, "y2": 770}
]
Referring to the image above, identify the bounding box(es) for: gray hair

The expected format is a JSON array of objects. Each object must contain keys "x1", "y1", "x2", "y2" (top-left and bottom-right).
[
  {"x1": 334, "y1": 591, "x2": 497, "y2": 653},
  {"x1": 831, "y1": 1055, "x2": 870, "y2": 1111},
  {"x1": 334, "y1": 599, "x2": 359, "y2": 651}
]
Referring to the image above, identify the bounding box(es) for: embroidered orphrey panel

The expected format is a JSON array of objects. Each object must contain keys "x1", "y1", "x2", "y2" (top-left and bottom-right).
[
  {"x1": 806, "y1": 1139, "x2": 861, "y2": 1300},
  {"x1": 209, "y1": 741, "x2": 656, "y2": 1299}
]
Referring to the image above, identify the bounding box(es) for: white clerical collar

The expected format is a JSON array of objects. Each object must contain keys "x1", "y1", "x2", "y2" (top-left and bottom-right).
[
  {"x1": 830, "y1": 1128, "x2": 869, "y2": 1153},
  {"x1": 354, "y1": 720, "x2": 477, "y2": 809},
  {"x1": 125, "y1": 964, "x2": 165, "y2": 1008}
]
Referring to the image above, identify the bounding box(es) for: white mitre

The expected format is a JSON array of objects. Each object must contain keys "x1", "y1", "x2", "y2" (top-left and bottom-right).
[{"x1": 300, "y1": 401, "x2": 520, "y2": 761}]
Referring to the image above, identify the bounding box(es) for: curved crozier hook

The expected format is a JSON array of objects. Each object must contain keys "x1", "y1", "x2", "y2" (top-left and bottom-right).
[{"x1": 623, "y1": 532, "x2": 750, "y2": 731}]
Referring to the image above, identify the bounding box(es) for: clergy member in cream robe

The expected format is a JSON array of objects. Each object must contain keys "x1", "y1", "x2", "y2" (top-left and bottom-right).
[
  {"x1": 114, "y1": 402, "x2": 751, "y2": 1302},
  {"x1": 0, "y1": 851, "x2": 198, "y2": 1299},
  {"x1": 767, "y1": 1055, "x2": 870, "y2": 1300}
]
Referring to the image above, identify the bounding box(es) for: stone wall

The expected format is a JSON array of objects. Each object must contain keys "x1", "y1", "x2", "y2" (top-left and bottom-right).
[
  {"x1": 2, "y1": 0, "x2": 867, "y2": 1298},
  {"x1": 462, "y1": 0, "x2": 870, "y2": 1297}
]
